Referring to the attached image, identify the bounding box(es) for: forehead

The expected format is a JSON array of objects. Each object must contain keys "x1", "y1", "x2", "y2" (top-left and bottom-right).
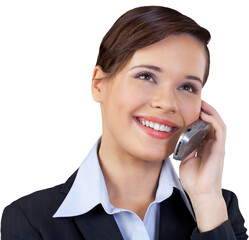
[{"x1": 125, "y1": 34, "x2": 207, "y2": 81}]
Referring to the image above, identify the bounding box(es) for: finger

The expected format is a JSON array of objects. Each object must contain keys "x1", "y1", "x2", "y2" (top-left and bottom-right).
[
  {"x1": 201, "y1": 100, "x2": 223, "y2": 122},
  {"x1": 181, "y1": 149, "x2": 198, "y2": 164},
  {"x1": 200, "y1": 111, "x2": 226, "y2": 143},
  {"x1": 200, "y1": 101, "x2": 226, "y2": 142}
]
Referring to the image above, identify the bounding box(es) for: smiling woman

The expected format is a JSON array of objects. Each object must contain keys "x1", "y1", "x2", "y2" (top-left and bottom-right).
[
  {"x1": 1, "y1": 5, "x2": 248, "y2": 240},
  {"x1": 94, "y1": 34, "x2": 205, "y2": 162}
]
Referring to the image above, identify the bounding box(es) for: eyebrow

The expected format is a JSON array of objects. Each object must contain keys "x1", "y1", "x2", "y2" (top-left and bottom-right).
[
  {"x1": 129, "y1": 64, "x2": 162, "y2": 72},
  {"x1": 129, "y1": 64, "x2": 203, "y2": 85},
  {"x1": 185, "y1": 75, "x2": 203, "y2": 86}
]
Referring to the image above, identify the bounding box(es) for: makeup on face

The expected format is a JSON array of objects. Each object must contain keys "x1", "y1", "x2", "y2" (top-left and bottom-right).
[{"x1": 99, "y1": 35, "x2": 206, "y2": 161}]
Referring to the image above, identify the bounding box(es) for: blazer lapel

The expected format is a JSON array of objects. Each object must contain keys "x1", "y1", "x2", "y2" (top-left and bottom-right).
[
  {"x1": 59, "y1": 172, "x2": 195, "y2": 239},
  {"x1": 57, "y1": 170, "x2": 123, "y2": 239},
  {"x1": 159, "y1": 188, "x2": 196, "y2": 240},
  {"x1": 73, "y1": 204, "x2": 124, "y2": 240}
]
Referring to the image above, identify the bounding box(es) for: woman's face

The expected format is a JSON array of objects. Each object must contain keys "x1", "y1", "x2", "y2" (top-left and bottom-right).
[{"x1": 96, "y1": 34, "x2": 207, "y2": 162}]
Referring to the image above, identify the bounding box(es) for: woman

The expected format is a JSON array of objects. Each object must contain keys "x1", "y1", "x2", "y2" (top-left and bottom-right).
[{"x1": 1, "y1": 5, "x2": 247, "y2": 240}]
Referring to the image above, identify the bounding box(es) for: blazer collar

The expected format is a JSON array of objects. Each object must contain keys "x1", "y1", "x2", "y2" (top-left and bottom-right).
[
  {"x1": 73, "y1": 204, "x2": 124, "y2": 240},
  {"x1": 57, "y1": 172, "x2": 196, "y2": 240},
  {"x1": 61, "y1": 185, "x2": 196, "y2": 240}
]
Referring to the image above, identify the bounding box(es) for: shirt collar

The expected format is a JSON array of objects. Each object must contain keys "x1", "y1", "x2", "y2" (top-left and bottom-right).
[{"x1": 53, "y1": 137, "x2": 195, "y2": 220}]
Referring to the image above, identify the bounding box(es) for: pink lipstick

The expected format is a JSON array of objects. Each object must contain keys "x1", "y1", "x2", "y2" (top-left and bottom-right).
[{"x1": 134, "y1": 116, "x2": 179, "y2": 140}]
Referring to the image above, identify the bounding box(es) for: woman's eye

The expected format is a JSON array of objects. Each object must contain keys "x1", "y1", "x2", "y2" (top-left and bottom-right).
[
  {"x1": 179, "y1": 83, "x2": 197, "y2": 93},
  {"x1": 136, "y1": 72, "x2": 155, "y2": 83}
]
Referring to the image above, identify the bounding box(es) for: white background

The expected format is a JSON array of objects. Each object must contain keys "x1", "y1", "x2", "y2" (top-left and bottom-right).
[{"x1": 0, "y1": 0, "x2": 248, "y2": 229}]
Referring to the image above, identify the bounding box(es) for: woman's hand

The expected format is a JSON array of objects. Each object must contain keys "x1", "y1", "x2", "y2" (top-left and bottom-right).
[{"x1": 179, "y1": 100, "x2": 228, "y2": 232}]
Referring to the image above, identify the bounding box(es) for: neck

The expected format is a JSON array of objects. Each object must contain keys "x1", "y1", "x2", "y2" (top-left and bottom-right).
[{"x1": 98, "y1": 136, "x2": 163, "y2": 219}]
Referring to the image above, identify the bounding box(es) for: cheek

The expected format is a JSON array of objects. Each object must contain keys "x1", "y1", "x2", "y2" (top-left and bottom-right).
[
  {"x1": 114, "y1": 82, "x2": 148, "y2": 111},
  {"x1": 179, "y1": 97, "x2": 202, "y2": 125}
]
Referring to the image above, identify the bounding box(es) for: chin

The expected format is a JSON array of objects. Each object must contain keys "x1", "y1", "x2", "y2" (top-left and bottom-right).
[{"x1": 137, "y1": 148, "x2": 173, "y2": 162}]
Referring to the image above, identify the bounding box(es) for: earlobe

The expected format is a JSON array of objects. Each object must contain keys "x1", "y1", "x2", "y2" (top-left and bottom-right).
[{"x1": 91, "y1": 66, "x2": 106, "y2": 103}]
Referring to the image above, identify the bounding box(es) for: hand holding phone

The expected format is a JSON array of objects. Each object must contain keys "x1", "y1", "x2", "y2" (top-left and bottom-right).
[{"x1": 173, "y1": 119, "x2": 211, "y2": 160}]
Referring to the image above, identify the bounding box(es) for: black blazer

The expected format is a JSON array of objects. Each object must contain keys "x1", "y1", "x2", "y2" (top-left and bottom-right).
[{"x1": 1, "y1": 170, "x2": 248, "y2": 240}]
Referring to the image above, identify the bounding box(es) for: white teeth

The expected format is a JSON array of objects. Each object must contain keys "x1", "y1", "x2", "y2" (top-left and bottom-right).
[
  {"x1": 138, "y1": 119, "x2": 174, "y2": 132},
  {"x1": 164, "y1": 126, "x2": 172, "y2": 132},
  {"x1": 159, "y1": 125, "x2": 165, "y2": 131},
  {"x1": 154, "y1": 123, "x2": 160, "y2": 130}
]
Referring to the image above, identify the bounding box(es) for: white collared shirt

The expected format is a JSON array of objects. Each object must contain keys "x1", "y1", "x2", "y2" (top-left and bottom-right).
[{"x1": 54, "y1": 137, "x2": 195, "y2": 240}]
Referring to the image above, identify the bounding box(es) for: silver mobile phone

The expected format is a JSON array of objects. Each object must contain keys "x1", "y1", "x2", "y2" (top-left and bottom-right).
[{"x1": 173, "y1": 119, "x2": 211, "y2": 160}]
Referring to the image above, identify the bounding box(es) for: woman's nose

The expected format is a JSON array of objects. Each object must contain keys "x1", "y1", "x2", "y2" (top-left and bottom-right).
[{"x1": 150, "y1": 87, "x2": 178, "y2": 114}]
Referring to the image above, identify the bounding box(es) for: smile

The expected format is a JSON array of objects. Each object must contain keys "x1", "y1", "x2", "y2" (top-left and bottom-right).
[
  {"x1": 137, "y1": 119, "x2": 174, "y2": 132},
  {"x1": 134, "y1": 116, "x2": 179, "y2": 140}
]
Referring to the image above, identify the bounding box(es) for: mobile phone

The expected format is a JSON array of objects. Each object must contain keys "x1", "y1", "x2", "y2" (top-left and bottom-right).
[{"x1": 173, "y1": 119, "x2": 211, "y2": 160}]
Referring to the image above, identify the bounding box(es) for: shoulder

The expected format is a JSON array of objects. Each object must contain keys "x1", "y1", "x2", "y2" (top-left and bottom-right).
[
  {"x1": 2, "y1": 170, "x2": 77, "y2": 224},
  {"x1": 8, "y1": 183, "x2": 64, "y2": 216},
  {"x1": 1, "y1": 171, "x2": 79, "y2": 238}
]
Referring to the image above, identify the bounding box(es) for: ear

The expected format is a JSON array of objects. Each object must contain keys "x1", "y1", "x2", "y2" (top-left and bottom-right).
[{"x1": 91, "y1": 66, "x2": 107, "y2": 103}]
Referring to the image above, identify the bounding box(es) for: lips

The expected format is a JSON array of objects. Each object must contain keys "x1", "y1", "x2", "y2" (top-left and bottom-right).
[{"x1": 134, "y1": 115, "x2": 179, "y2": 140}]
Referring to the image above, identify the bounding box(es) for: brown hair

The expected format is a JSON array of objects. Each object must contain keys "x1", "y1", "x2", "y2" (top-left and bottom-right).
[{"x1": 96, "y1": 6, "x2": 211, "y2": 85}]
